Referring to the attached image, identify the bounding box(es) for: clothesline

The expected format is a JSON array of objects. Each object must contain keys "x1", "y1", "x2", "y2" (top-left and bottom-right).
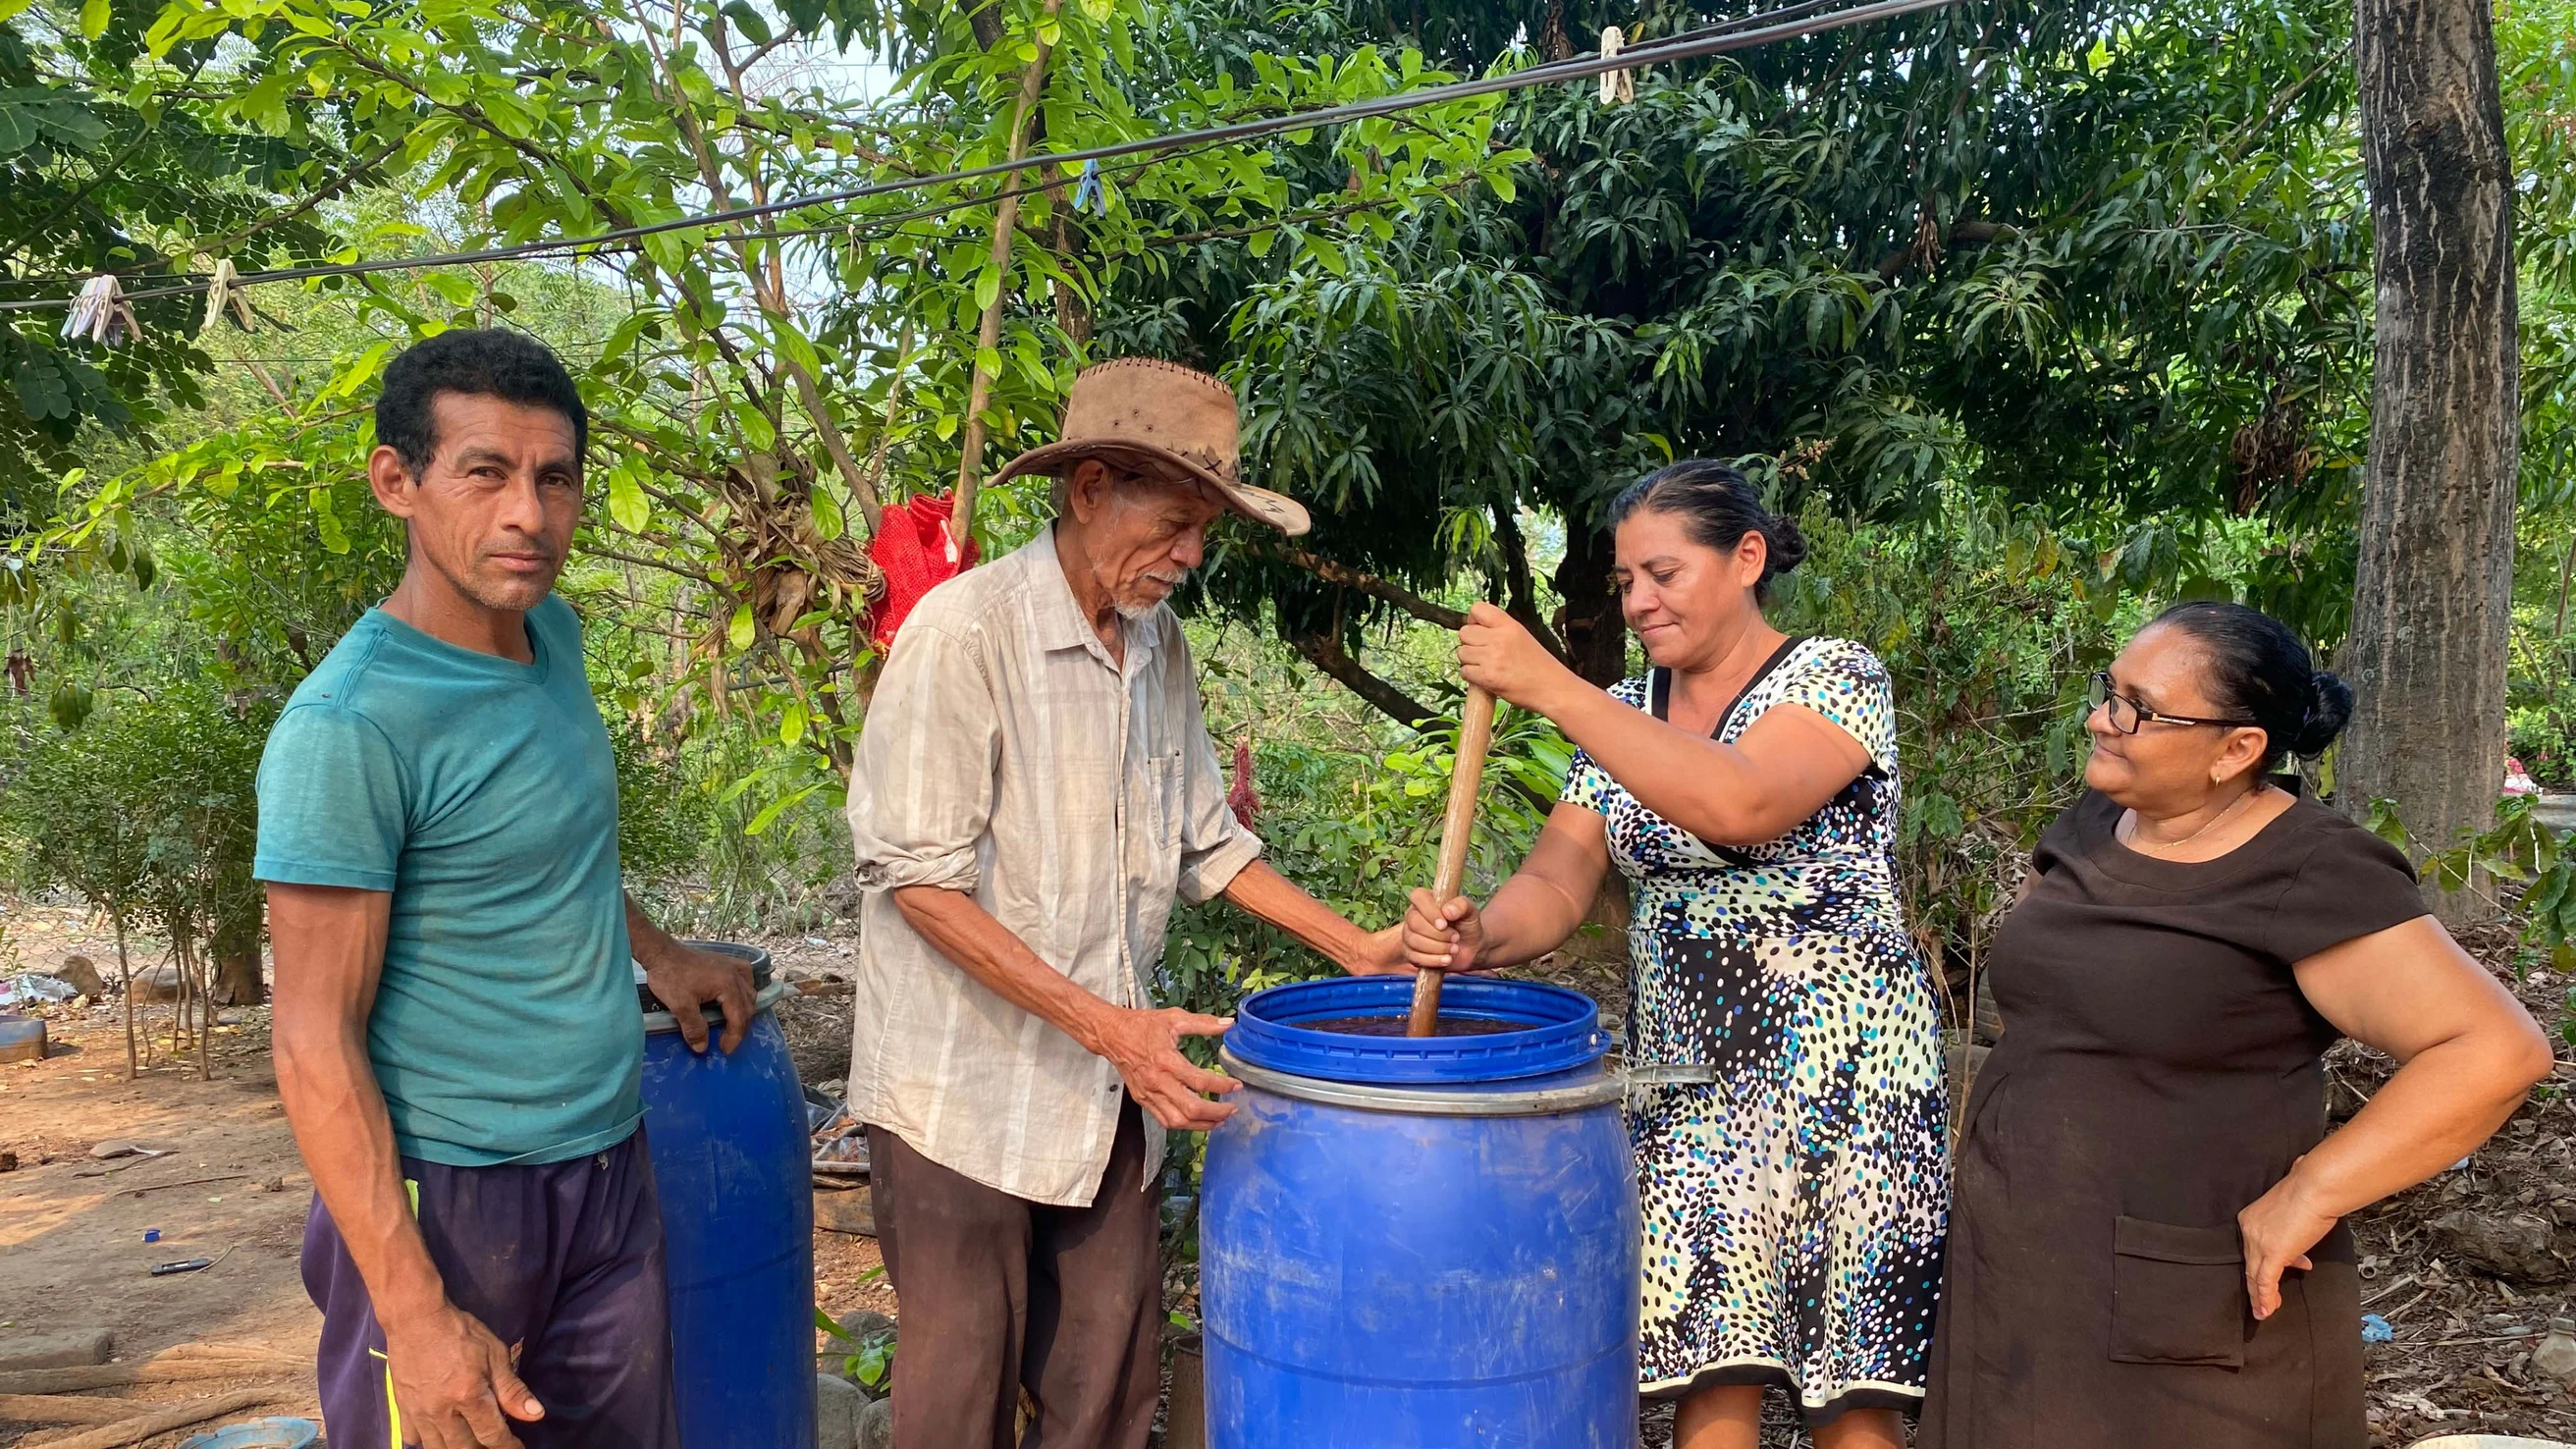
[{"x1": 8, "y1": 0, "x2": 1959, "y2": 322}]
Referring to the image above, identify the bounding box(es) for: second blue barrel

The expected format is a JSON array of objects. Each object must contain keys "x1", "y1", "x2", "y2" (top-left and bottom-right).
[
  {"x1": 1201, "y1": 975, "x2": 1639, "y2": 1448},
  {"x1": 638, "y1": 943, "x2": 817, "y2": 1449}
]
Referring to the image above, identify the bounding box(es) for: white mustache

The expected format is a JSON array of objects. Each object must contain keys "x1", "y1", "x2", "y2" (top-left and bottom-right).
[{"x1": 1116, "y1": 569, "x2": 1190, "y2": 620}]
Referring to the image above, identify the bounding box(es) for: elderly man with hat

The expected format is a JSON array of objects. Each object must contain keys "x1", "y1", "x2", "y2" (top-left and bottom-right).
[{"x1": 844, "y1": 358, "x2": 1408, "y2": 1449}]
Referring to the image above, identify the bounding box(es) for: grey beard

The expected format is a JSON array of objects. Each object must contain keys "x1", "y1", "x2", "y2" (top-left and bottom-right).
[{"x1": 1118, "y1": 571, "x2": 1188, "y2": 618}]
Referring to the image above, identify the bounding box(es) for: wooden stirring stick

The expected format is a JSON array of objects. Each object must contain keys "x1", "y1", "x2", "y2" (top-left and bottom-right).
[{"x1": 1407, "y1": 685, "x2": 1499, "y2": 1037}]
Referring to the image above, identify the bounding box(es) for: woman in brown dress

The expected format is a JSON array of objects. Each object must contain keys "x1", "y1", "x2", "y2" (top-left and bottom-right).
[{"x1": 1922, "y1": 602, "x2": 2553, "y2": 1449}]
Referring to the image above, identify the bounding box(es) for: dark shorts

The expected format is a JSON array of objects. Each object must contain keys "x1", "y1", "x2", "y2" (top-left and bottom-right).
[{"x1": 300, "y1": 1130, "x2": 678, "y2": 1449}]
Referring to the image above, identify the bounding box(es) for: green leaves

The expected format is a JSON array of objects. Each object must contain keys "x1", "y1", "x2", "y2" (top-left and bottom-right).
[
  {"x1": 718, "y1": 1, "x2": 771, "y2": 45},
  {"x1": 14, "y1": 355, "x2": 73, "y2": 422},
  {"x1": 606, "y1": 463, "x2": 651, "y2": 533},
  {"x1": 0, "y1": 87, "x2": 111, "y2": 155},
  {"x1": 744, "y1": 783, "x2": 817, "y2": 836},
  {"x1": 235, "y1": 70, "x2": 295, "y2": 134},
  {"x1": 2369, "y1": 794, "x2": 2576, "y2": 952},
  {"x1": 48, "y1": 678, "x2": 93, "y2": 730}
]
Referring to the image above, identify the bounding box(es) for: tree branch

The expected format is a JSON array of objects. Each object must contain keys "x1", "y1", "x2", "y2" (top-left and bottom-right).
[
  {"x1": 1287, "y1": 626, "x2": 1437, "y2": 729},
  {"x1": 660, "y1": 9, "x2": 886, "y2": 537},
  {"x1": 577, "y1": 540, "x2": 721, "y2": 586},
  {"x1": 1490, "y1": 506, "x2": 1568, "y2": 660},
  {"x1": 1273, "y1": 546, "x2": 1466, "y2": 629},
  {"x1": 952, "y1": 0, "x2": 1059, "y2": 547}
]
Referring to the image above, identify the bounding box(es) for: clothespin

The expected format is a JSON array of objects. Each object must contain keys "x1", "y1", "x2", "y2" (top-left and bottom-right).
[
  {"x1": 1073, "y1": 158, "x2": 1103, "y2": 215},
  {"x1": 63, "y1": 275, "x2": 141, "y2": 347},
  {"x1": 202, "y1": 259, "x2": 255, "y2": 333},
  {"x1": 1598, "y1": 26, "x2": 1636, "y2": 105}
]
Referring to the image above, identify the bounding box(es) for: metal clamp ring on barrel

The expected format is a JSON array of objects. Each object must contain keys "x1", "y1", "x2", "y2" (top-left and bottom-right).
[
  {"x1": 642, "y1": 978, "x2": 795, "y2": 1036},
  {"x1": 1218, "y1": 1049, "x2": 1626, "y2": 1116}
]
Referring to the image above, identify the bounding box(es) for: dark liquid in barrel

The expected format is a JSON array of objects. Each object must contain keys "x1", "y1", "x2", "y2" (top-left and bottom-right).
[{"x1": 1298, "y1": 1014, "x2": 1530, "y2": 1038}]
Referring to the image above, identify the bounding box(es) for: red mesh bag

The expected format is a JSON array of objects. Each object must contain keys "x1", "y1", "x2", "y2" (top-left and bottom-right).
[{"x1": 867, "y1": 493, "x2": 978, "y2": 652}]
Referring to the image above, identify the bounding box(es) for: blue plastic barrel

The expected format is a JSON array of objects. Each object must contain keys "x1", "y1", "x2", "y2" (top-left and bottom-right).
[
  {"x1": 1202, "y1": 975, "x2": 1639, "y2": 1448},
  {"x1": 639, "y1": 943, "x2": 816, "y2": 1449}
]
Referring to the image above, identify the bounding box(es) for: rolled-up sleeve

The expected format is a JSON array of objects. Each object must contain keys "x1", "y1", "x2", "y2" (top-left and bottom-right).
[
  {"x1": 847, "y1": 622, "x2": 1001, "y2": 894},
  {"x1": 1167, "y1": 635, "x2": 1262, "y2": 905}
]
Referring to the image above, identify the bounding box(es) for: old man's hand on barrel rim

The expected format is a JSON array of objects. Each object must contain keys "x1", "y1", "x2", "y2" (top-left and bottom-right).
[{"x1": 1080, "y1": 1002, "x2": 1242, "y2": 1130}]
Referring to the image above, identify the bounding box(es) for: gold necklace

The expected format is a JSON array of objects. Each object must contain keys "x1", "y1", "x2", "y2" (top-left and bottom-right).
[{"x1": 2126, "y1": 784, "x2": 2266, "y2": 857}]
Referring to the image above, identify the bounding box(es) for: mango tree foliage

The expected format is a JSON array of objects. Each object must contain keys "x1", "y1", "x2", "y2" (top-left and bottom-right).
[{"x1": 1092, "y1": 0, "x2": 2384, "y2": 695}]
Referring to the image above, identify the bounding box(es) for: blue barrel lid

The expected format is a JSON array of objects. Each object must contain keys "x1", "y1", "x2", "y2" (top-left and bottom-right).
[{"x1": 1224, "y1": 976, "x2": 1607, "y2": 1085}]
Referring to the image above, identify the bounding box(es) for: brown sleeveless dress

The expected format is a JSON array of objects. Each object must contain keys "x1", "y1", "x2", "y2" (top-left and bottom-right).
[{"x1": 1921, "y1": 783, "x2": 2428, "y2": 1449}]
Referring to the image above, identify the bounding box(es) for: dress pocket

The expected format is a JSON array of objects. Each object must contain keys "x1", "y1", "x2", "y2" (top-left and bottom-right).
[{"x1": 2109, "y1": 1215, "x2": 2250, "y2": 1368}]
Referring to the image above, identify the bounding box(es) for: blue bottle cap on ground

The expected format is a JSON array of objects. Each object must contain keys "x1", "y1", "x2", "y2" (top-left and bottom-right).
[
  {"x1": 1224, "y1": 976, "x2": 1607, "y2": 1085},
  {"x1": 178, "y1": 1417, "x2": 319, "y2": 1449},
  {"x1": 142, "y1": 1228, "x2": 159, "y2": 1243}
]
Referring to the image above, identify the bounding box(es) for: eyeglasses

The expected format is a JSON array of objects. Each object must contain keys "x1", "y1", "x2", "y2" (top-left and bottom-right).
[{"x1": 2085, "y1": 672, "x2": 2259, "y2": 735}]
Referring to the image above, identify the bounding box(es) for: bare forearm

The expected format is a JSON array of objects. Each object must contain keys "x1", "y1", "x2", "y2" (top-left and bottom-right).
[
  {"x1": 2283, "y1": 1037, "x2": 2537, "y2": 1217},
  {"x1": 1532, "y1": 679, "x2": 1774, "y2": 842},
  {"x1": 893, "y1": 886, "x2": 1119, "y2": 1052},
  {"x1": 624, "y1": 893, "x2": 676, "y2": 960},
  {"x1": 1467, "y1": 870, "x2": 1590, "y2": 968},
  {"x1": 1220, "y1": 860, "x2": 1372, "y2": 971},
  {"x1": 275, "y1": 1027, "x2": 445, "y2": 1323}
]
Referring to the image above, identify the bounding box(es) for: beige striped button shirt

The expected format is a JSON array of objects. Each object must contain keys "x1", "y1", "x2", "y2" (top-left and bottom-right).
[{"x1": 843, "y1": 529, "x2": 1261, "y2": 1207}]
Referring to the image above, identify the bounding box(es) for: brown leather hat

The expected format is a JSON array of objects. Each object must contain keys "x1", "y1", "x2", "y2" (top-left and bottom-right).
[{"x1": 992, "y1": 357, "x2": 1311, "y2": 536}]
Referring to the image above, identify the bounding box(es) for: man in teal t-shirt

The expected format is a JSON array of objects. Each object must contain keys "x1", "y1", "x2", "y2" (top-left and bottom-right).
[{"x1": 258, "y1": 329, "x2": 748, "y2": 1449}]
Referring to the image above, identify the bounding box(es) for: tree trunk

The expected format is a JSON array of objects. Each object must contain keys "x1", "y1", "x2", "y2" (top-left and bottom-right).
[
  {"x1": 1550, "y1": 520, "x2": 1629, "y2": 687},
  {"x1": 115, "y1": 915, "x2": 135, "y2": 1081},
  {"x1": 2342, "y1": 0, "x2": 2520, "y2": 922},
  {"x1": 211, "y1": 905, "x2": 264, "y2": 1006},
  {"x1": 1491, "y1": 506, "x2": 1569, "y2": 662}
]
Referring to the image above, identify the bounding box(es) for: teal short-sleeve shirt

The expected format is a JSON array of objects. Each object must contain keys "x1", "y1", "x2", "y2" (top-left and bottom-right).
[{"x1": 254, "y1": 595, "x2": 641, "y2": 1166}]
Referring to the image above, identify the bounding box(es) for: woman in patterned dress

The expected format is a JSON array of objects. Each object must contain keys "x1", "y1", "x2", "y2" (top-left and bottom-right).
[{"x1": 1403, "y1": 460, "x2": 1947, "y2": 1448}]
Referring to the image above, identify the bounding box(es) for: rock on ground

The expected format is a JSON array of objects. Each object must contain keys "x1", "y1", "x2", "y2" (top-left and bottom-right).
[
  {"x1": 832, "y1": 1309, "x2": 895, "y2": 1343},
  {"x1": 130, "y1": 963, "x2": 182, "y2": 1002},
  {"x1": 0, "y1": 1327, "x2": 113, "y2": 1371},
  {"x1": 2431, "y1": 1208, "x2": 2571, "y2": 1285},
  {"x1": 816, "y1": 1371, "x2": 868, "y2": 1449},
  {"x1": 857, "y1": 1396, "x2": 893, "y2": 1449},
  {"x1": 815, "y1": 1185, "x2": 877, "y2": 1237},
  {"x1": 54, "y1": 955, "x2": 104, "y2": 997}
]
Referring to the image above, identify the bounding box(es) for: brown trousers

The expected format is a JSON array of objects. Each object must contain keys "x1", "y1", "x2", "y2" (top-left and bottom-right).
[{"x1": 867, "y1": 1103, "x2": 1161, "y2": 1449}]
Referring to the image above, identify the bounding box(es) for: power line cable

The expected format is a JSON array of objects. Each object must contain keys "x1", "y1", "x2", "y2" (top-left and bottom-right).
[{"x1": 0, "y1": 0, "x2": 1959, "y2": 313}]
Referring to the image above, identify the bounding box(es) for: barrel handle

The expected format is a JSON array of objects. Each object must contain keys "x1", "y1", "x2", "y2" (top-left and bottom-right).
[
  {"x1": 1407, "y1": 685, "x2": 1498, "y2": 1038},
  {"x1": 641, "y1": 978, "x2": 794, "y2": 1037}
]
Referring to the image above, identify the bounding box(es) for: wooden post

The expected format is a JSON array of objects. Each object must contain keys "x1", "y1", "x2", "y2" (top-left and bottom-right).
[{"x1": 1406, "y1": 686, "x2": 1497, "y2": 1037}]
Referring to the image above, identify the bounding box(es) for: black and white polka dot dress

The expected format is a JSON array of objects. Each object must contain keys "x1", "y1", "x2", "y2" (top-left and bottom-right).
[{"x1": 1561, "y1": 637, "x2": 1948, "y2": 1425}]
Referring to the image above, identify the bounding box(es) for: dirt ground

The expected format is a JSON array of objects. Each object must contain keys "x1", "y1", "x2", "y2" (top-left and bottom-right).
[
  {"x1": 0, "y1": 900, "x2": 892, "y2": 1448},
  {"x1": 7, "y1": 895, "x2": 2575, "y2": 1448}
]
